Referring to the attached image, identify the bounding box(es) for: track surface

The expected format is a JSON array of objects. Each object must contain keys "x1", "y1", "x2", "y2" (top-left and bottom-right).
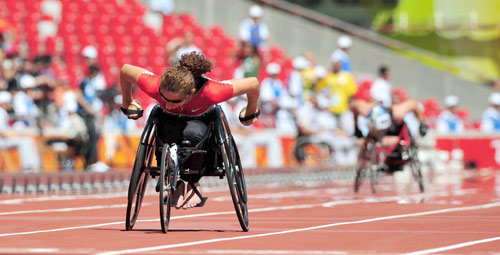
[{"x1": 1, "y1": 168, "x2": 500, "y2": 255}]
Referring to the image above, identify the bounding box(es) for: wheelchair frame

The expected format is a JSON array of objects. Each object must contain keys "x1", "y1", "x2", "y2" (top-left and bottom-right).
[
  {"x1": 125, "y1": 105, "x2": 249, "y2": 233},
  {"x1": 353, "y1": 121, "x2": 424, "y2": 193}
]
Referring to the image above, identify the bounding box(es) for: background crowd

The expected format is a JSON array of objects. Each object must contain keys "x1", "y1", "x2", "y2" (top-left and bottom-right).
[{"x1": 1, "y1": 1, "x2": 500, "y2": 173}]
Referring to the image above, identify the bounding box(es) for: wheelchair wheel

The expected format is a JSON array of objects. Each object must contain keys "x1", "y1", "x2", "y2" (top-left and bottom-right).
[
  {"x1": 159, "y1": 143, "x2": 173, "y2": 233},
  {"x1": 220, "y1": 118, "x2": 249, "y2": 232},
  {"x1": 354, "y1": 139, "x2": 378, "y2": 194},
  {"x1": 126, "y1": 122, "x2": 156, "y2": 231},
  {"x1": 125, "y1": 142, "x2": 151, "y2": 230},
  {"x1": 408, "y1": 144, "x2": 424, "y2": 192}
]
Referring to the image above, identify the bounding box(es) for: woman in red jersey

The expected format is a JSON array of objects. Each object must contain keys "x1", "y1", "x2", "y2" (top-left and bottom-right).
[{"x1": 119, "y1": 51, "x2": 260, "y2": 209}]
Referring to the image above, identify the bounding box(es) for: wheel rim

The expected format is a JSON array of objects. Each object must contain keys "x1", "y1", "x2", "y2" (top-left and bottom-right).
[{"x1": 160, "y1": 144, "x2": 172, "y2": 233}]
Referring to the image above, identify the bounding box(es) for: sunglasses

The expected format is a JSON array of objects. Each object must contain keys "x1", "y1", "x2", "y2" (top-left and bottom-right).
[{"x1": 159, "y1": 89, "x2": 191, "y2": 104}]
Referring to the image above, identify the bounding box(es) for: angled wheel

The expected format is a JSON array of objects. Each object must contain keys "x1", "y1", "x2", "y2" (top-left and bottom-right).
[
  {"x1": 409, "y1": 143, "x2": 424, "y2": 192},
  {"x1": 354, "y1": 139, "x2": 378, "y2": 194},
  {"x1": 159, "y1": 144, "x2": 173, "y2": 233},
  {"x1": 220, "y1": 116, "x2": 249, "y2": 232},
  {"x1": 126, "y1": 123, "x2": 155, "y2": 231},
  {"x1": 354, "y1": 142, "x2": 368, "y2": 193}
]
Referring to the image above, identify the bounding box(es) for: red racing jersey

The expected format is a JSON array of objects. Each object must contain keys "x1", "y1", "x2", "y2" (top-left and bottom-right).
[{"x1": 137, "y1": 71, "x2": 234, "y2": 116}]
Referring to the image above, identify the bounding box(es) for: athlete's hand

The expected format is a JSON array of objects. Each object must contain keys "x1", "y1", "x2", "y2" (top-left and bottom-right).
[
  {"x1": 239, "y1": 107, "x2": 260, "y2": 126},
  {"x1": 121, "y1": 99, "x2": 143, "y2": 120}
]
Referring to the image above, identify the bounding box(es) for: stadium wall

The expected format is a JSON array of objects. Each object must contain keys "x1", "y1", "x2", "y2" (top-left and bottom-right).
[{"x1": 170, "y1": 0, "x2": 493, "y2": 118}]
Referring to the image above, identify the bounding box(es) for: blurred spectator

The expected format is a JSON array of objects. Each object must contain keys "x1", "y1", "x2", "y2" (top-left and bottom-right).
[
  {"x1": 239, "y1": 5, "x2": 269, "y2": 49},
  {"x1": 294, "y1": 93, "x2": 336, "y2": 164},
  {"x1": 166, "y1": 31, "x2": 202, "y2": 65},
  {"x1": 78, "y1": 65, "x2": 104, "y2": 170},
  {"x1": 149, "y1": 0, "x2": 174, "y2": 15},
  {"x1": 370, "y1": 65, "x2": 392, "y2": 108},
  {"x1": 436, "y1": 95, "x2": 465, "y2": 134},
  {"x1": 50, "y1": 89, "x2": 89, "y2": 171},
  {"x1": 11, "y1": 74, "x2": 39, "y2": 128},
  {"x1": 81, "y1": 45, "x2": 106, "y2": 91},
  {"x1": 234, "y1": 43, "x2": 261, "y2": 79},
  {"x1": 288, "y1": 56, "x2": 310, "y2": 107},
  {"x1": 330, "y1": 35, "x2": 352, "y2": 72},
  {"x1": 316, "y1": 60, "x2": 357, "y2": 134},
  {"x1": 0, "y1": 91, "x2": 41, "y2": 172},
  {"x1": 102, "y1": 95, "x2": 137, "y2": 167},
  {"x1": 259, "y1": 62, "x2": 285, "y2": 127},
  {"x1": 481, "y1": 92, "x2": 500, "y2": 133}
]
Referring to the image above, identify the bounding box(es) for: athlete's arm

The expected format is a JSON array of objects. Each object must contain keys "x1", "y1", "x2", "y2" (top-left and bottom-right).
[
  {"x1": 230, "y1": 77, "x2": 260, "y2": 126},
  {"x1": 119, "y1": 64, "x2": 147, "y2": 119}
]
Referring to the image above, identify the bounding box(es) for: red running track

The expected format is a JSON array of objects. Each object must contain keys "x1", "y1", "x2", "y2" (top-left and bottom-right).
[{"x1": 1, "y1": 168, "x2": 500, "y2": 255}]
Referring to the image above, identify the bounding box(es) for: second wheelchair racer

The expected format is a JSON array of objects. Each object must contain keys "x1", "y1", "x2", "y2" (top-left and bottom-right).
[{"x1": 119, "y1": 51, "x2": 260, "y2": 209}]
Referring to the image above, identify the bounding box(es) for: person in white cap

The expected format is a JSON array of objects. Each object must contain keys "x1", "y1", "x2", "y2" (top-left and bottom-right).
[
  {"x1": 481, "y1": 92, "x2": 500, "y2": 133},
  {"x1": 0, "y1": 90, "x2": 41, "y2": 172},
  {"x1": 330, "y1": 35, "x2": 352, "y2": 72},
  {"x1": 288, "y1": 56, "x2": 311, "y2": 107},
  {"x1": 436, "y1": 95, "x2": 465, "y2": 134},
  {"x1": 239, "y1": 5, "x2": 269, "y2": 49},
  {"x1": 11, "y1": 74, "x2": 39, "y2": 127}
]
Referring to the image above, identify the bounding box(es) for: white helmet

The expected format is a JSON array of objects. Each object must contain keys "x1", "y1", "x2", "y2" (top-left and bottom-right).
[
  {"x1": 368, "y1": 104, "x2": 391, "y2": 133},
  {"x1": 444, "y1": 95, "x2": 459, "y2": 107}
]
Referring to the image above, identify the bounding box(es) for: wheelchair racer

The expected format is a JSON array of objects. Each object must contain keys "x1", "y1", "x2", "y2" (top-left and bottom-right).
[
  {"x1": 119, "y1": 52, "x2": 261, "y2": 209},
  {"x1": 349, "y1": 87, "x2": 428, "y2": 172}
]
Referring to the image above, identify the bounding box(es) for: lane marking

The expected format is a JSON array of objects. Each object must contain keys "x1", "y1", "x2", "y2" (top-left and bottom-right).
[
  {"x1": 203, "y1": 250, "x2": 347, "y2": 254},
  {"x1": 403, "y1": 236, "x2": 500, "y2": 255},
  {"x1": 0, "y1": 189, "x2": 479, "y2": 237},
  {"x1": 0, "y1": 204, "x2": 129, "y2": 216},
  {"x1": 0, "y1": 248, "x2": 60, "y2": 253},
  {"x1": 94, "y1": 201, "x2": 500, "y2": 255}
]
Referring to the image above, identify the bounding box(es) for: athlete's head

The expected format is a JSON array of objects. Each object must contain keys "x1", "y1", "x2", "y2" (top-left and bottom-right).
[{"x1": 159, "y1": 51, "x2": 213, "y2": 108}]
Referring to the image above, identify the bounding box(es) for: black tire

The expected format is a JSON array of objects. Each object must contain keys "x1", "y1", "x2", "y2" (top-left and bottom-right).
[
  {"x1": 159, "y1": 144, "x2": 173, "y2": 233},
  {"x1": 354, "y1": 139, "x2": 378, "y2": 194},
  {"x1": 409, "y1": 144, "x2": 424, "y2": 192},
  {"x1": 125, "y1": 144, "x2": 149, "y2": 231},
  {"x1": 126, "y1": 123, "x2": 155, "y2": 231},
  {"x1": 354, "y1": 145, "x2": 367, "y2": 193},
  {"x1": 220, "y1": 119, "x2": 249, "y2": 232}
]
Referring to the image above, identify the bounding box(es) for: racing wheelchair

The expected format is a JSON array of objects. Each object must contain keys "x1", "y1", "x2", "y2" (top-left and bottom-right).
[
  {"x1": 353, "y1": 105, "x2": 424, "y2": 193},
  {"x1": 124, "y1": 105, "x2": 249, "y2": 233}
]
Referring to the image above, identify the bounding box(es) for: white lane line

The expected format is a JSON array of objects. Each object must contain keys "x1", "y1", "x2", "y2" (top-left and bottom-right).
[
  {"x1": 0, "y1": 248, "x2": 60, "y2": 253},
  {"x1": 94, "y1": 201, "x2": 500, "y2": 255},
  {"x1": 0, "y1": 190, "x2": 478, "y2": 237},
  {"x1": 403, "y1": 236, "x2": 500, "y2": 255},
  {"x1": 0, "y1": 204, "x2": 128, "y2": 216},
  {"x1": 204, "y1": 250, "x2": 347, "y2": 254}
]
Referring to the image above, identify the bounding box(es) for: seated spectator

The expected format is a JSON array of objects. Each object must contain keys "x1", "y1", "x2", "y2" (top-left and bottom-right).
[
  {"x1": 481, "y1": 92, "x2": 500, "y2": 133},
  {"x1": 0, "y1": 91, "x2": 41, "y2": 172},
  {"x1": 436, "y1": 95, "x2": 465, "y2": 134},
  {"x1": 330, "y1": 35, "x2": 352, "y2": 72},
  {"x1": 294, "y1": 93, "x2": 337, "y2": 164},
  {"x1": 233, "y1": 43, "x2": 261, "y2": 79},
  {"x1": 239, "y1": 5, "x2": 269, "y2": 50},
  {"x1": 259, "y1": 62, "x2": 285, "y2": 128},
  {"x1": 166, "y1": 31, "x2": 202, "y2": 65},
  {"x1": 11, "y1": 74, "x2": 39, "y2": 128}
]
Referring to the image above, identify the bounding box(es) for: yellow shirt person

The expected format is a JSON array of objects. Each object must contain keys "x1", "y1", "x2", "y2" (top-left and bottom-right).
[{"x1": 315, "y1": 68, "x2": 357, "y2": 116}]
